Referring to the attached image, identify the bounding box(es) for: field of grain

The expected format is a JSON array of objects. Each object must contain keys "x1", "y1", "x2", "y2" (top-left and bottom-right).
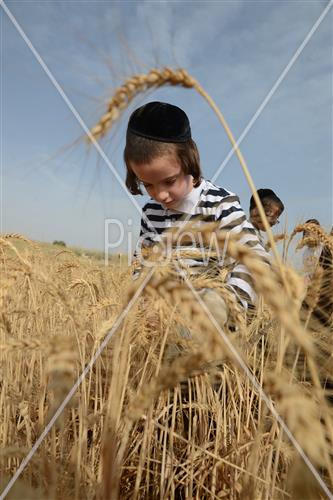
[{"x1": 0, "y1": 228, "x2": 332, "y2": 500}]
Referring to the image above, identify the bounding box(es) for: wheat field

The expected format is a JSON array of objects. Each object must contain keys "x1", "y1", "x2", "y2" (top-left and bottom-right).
[
  {"x1": 1, "y1": 61, "x2": 332, "y2": 500},
  {"x1": 0, "y1": 226, "x2": 332, "y2": 500}
]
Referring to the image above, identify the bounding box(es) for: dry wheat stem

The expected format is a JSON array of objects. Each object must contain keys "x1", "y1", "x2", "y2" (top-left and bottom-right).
[
  {"x1": 304, "y1": 266, "x2": 324, "y2": 327},
  {"x1": 0, "y1": 238, "x2": 32, "y2": 272},
  {"x1": 140, "y1": 414, "x2": 291, "y2": 496},
  {"x1": 0, "y1": 233, "x2": 37, "y2": 247}
]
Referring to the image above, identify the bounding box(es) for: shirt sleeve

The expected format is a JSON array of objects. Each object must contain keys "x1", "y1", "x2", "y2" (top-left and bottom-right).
[{"x1": 215, "y1": 193, "x2": 270, "y2": 309}]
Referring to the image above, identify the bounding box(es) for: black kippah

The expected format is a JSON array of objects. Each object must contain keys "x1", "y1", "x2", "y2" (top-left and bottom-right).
[
  {"x1": 257, "y1": 188, "x2": 277, "y2": 199},
  {"x1": 127, "y1": 101, "x2": 191, "y2": 143}
]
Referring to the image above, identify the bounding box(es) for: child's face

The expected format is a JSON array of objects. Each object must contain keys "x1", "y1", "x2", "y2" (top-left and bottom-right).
[
  {"x1": 130, "y1": 153, "x2": 194, "y2": 209},
  {"x1": 250, "y1": 202, "x2": 281, "y2": 231}
]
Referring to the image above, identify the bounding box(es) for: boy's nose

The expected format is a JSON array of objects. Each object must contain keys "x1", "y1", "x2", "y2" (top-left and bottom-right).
[{"x1": 155, "y1": 190, "x2": 169, "y2": 202}]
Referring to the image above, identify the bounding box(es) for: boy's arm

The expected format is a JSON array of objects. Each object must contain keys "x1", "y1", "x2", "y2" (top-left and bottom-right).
[{"x1": 216, "y1": 194, "x2": 270, "y2": 309}]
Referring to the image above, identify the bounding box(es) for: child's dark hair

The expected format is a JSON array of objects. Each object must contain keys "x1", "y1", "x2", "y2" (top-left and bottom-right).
[
  {"x1": 124, "y1": 133, "x2": 202, "y2": 195},
  {"x1": 305, "y1": 218, "x2": 320, "y2": 225},
  {"x1": 249, "y1": 188, "x2": 284, "y2": 214}
]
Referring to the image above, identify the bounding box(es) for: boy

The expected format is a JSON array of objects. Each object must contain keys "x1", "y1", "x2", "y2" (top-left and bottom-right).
[
  {"x1": 249, "y1": 189, "x2": 284, "y2": 231},
  {"x1": 125, "y1": 101, "x2": 269, "y2": 325}
]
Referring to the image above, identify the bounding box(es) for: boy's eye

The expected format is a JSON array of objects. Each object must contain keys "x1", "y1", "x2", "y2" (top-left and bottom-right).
[{"x1": 166, "y1": 178, "x2": 176, "y2": 185}]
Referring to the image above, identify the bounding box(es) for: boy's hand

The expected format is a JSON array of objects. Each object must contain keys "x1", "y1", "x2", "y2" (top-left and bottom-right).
[{"x1": 198, "y1": 288, "x2": 229, "y2": 327}]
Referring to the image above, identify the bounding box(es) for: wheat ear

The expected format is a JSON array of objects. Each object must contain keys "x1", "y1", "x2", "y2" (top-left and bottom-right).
[{"x1": 288, "y1": 223, "x2": 333, "y2": 256}]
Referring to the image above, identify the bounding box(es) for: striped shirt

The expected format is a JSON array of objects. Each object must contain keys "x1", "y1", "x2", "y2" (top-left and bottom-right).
[{"x1": 135, "y1": 179, "x2": 269, "y2": 309}]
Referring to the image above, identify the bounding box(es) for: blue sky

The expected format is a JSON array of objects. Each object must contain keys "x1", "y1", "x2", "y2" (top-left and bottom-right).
[{"x1": 2, "y1": 0, "x2": 332, "y2": 258}]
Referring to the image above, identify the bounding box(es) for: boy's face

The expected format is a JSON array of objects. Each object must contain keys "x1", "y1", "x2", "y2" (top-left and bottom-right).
[
  {"x1": 250, "y1": 202, "x2": 281, "y2": 231},
  {"x1": 130, "y1": 153, "x2": 193, "y2": 210}
]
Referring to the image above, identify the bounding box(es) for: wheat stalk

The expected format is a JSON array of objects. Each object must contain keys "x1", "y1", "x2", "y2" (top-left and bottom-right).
[
  {"x1": 265, "y1": 233, "x2": 287, "y2": 252},
  {"x1": 304, "y1": 265, "x2": 324, "y2": 322},
  {"x1": 0, "y1": 238, "x2": 32, "y2": 272},
  {"x1": 0, "y1": 233, "x2": 38, "y2": 247},
  {"x1": 264, "y1": 372, "x2": 328, "y2": 467}
]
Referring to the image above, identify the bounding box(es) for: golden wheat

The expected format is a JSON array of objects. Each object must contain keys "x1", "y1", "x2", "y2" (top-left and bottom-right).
[
  {"x1": 289, "y1": 223, "x2": 333, "y2": 253},
  {"x1": 1, "y1": 232, "x2": 332, "y2": 498}
]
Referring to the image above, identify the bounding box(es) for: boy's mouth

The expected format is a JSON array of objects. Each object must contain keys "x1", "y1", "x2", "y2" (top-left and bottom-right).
[{"x1": 164, "y1": 200, "x2": 175, "y2": 207}]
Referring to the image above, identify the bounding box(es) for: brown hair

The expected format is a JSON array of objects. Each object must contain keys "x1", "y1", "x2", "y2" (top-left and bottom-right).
[{"x1": 124, "y1": 133, "x2": 202, "y2": 195}]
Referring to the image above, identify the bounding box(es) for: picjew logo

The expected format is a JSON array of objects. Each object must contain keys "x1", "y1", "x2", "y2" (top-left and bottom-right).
[
  {"x1": 104, "y1": 218, "x2": 134, "y2": 265},
  {"x1": 104, "y1": 218, "x2": 230, "y2": 270}
]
